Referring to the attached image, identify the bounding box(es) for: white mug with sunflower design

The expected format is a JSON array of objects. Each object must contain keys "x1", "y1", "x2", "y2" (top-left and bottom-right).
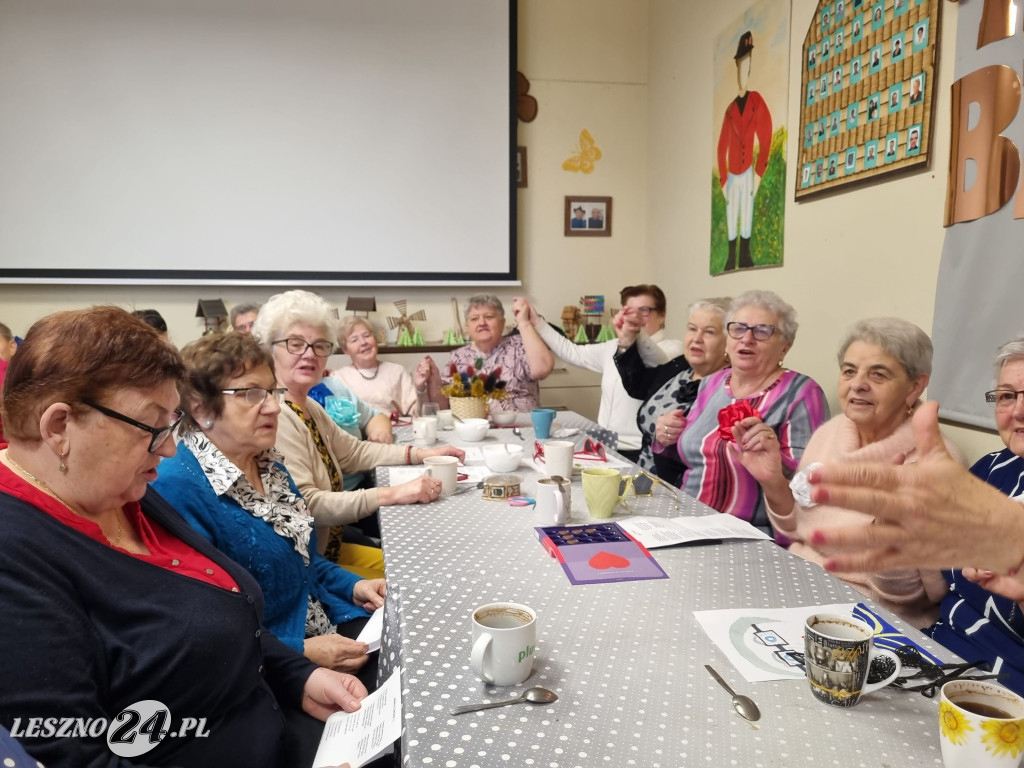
[{"x1": 940, "y1": 680, "x2": 1024, "y2": 768}]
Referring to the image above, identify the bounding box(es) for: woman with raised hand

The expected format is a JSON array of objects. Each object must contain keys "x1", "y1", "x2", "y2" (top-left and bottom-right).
[
  {"x1": 517, "y1": 285, "x2": 683, "y2": 463},
  {"x1": 613, "y1": 297, "x2": 731, "y2": 483},
  {"x1": 418, "y1": 294, "x2": 555, "y2": 413}
]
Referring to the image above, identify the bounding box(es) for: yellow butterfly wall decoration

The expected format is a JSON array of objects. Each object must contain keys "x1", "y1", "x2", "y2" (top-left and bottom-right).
[{"x1": 562, "y1": 129, "x2": 602, "y2": 174}]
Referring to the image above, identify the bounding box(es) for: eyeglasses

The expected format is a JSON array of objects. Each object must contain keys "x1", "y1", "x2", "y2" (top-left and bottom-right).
[
  {"x1": 985, "y1": 389, "x2": 1024, "y2": 409},
  {"x1": 83, "y1": 400, "x2": 184, "y2": 453},
  {"x1": 631, "y1": 306, "x2": 658, "y2": 317},
  {"x1": 272, "y1": 337, "x2": 334, "y2": 357},
  {"x1": 620, "y1": 469, "x2": 680, "y2": 501},
  {"x1": 726, "y1": 322, "x2": 777, "y2": 341},
  {"x1": 221, "y1": 387, "x2": 287, "y2": 406}
]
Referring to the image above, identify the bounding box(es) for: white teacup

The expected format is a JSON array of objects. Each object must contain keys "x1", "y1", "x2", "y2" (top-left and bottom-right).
[
  {"x1": 413, "y1": 416, "x2": 438, "y2": 446},
  {"x1": 543, "y1": 440, "x2": 574, "y2": 479},
  {"x1": 536, "y1": 476, "x2": 571, "y2": 524},
  {"x1": 471, "y1": 602, "x2": 537, "y2": 687},
  {"x1": 422, "y1": 455, "x2": 458, "y2": 495},
  {"x1": 940, "y1": 680, "x2": 1024, "y2": 768}
]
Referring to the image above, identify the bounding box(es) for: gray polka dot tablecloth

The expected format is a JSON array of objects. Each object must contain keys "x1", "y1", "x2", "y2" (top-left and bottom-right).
[{"x1": 377, "y1": 413, "x2": 951, "y2": 767}]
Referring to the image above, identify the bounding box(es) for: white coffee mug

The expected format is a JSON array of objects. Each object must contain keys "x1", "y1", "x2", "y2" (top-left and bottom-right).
[
  {"x1": 543, "y1": 440, "x2": 575, "y2": 479},
  {"x1": 536, "y1": 476, "x2": 571, "y2": 524},
  {"x1": 422, "y1": 455, "x2": 458, "y2": 495},
  {"x1": 471, "y1": 602, "x2": 537, "y2": 687},
  {"x1": 413, "y1": 416, "x2": 438, "y2": 446}
]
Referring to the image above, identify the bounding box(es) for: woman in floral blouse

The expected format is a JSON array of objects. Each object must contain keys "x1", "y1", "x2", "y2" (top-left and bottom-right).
[{"x1": 154, "y1": 332, "x2": 385, "y2": 689}]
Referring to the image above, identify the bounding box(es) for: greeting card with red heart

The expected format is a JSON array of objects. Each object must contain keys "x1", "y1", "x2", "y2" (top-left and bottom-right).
[{"x1": 588, "y1": 551, "x2": 630, "y2": 570}]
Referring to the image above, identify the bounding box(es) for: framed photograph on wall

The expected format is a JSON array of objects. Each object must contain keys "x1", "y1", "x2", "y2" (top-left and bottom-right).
[
  {"x1": 564, "y1": 196, "x2": 612, "y2": 237},
  {"x1": 516, "y1": 146, "x2": 528, "y2": 188}
]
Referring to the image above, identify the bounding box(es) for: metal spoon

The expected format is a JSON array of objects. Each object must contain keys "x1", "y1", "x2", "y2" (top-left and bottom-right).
[
  {"x1": 705, "y1": 665, "x2": 760, "y2": 721},
  {"x1": 511, "y1": 427, "x2": 525, "y2": 441},
  {"x1": 449, "y1": 686, "x2": 558, "y2": 715}
]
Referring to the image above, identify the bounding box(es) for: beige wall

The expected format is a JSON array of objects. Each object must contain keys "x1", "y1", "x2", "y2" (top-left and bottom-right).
[
  {"x1": 0, "y1": 0, "x2": 1000, "y2": 459},
  {"x1": 646, "y1": 0, "x2": 1000, "y2": 461}
]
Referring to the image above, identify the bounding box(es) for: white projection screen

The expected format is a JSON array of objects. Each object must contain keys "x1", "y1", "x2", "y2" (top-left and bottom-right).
[{"x1": 0, "y1": 0, "x2": 516, "y2": 286}]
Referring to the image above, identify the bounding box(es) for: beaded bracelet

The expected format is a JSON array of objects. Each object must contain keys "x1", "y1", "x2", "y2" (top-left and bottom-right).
[{"x1": 405, "y1": 445, "x2": 413, "y2": 465}]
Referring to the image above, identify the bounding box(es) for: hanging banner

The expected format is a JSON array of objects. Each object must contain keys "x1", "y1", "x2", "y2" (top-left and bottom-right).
[{"x1": 930, "y1": 0, "x2": 1024, "y2": 428}]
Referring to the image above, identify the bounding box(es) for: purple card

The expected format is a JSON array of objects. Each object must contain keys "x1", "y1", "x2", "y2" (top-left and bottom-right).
[{"x1": 535, "y1": 523, "x2": 669, "y2": 585}]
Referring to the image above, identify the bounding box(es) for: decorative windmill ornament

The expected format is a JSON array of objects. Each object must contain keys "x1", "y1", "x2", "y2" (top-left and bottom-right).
[{"x1": 387, "y1": 300, "x2": 427, "y2": 346}]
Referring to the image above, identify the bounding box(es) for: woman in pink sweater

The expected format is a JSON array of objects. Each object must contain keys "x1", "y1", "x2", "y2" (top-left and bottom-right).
[{"x1": 739, "y1": 318, "x2": 962, "y2": 628}]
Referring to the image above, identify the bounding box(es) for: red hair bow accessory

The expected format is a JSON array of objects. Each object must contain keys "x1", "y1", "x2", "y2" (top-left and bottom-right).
[{"x1": 717, "y1": 401, "x2": 760, "y2": 441}]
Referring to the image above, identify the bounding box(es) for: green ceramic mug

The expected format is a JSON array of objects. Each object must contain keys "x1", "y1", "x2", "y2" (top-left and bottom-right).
[{"x1": 581, "y1": 467, "x2": 632, "y2": 518}]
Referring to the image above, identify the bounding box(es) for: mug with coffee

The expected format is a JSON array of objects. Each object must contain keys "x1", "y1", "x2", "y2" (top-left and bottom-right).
[
  {"x1": 422, "y1": 455, "x2": 458, "y2": 495},
  {"x1": 939, "y1": 680, "x2": 1024, "y2": 768},
  {"x1": 471, "y1": 602, "x2": 537, "y2": 687},
  {"x1": 803, "y1": 613, "x2": 902, "y2": 708}
]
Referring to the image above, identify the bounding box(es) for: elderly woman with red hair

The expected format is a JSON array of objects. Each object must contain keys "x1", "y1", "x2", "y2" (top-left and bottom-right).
[{"x1": 0, "y1": 306, "x2": 366, "y2": 767}]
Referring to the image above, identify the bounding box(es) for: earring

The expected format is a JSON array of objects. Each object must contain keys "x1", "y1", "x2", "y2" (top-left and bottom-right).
[
  {"x1": 778, "y1": 360, "x2": 784, "y2": 368},
  {"x1": 204, "y1": 420, "x2": 214, "y2": 428},
  {"x1": 58, "y1": 450, "x2": 67, "y2": 473},
  {"x1": 906, "y1": 404, "x2": 915, "y2": 416}
]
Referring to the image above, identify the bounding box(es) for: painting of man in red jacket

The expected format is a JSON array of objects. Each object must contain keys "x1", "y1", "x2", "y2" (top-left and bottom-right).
[{"x1": 717, "y1": 30, "x2": 772, "y2": 271}]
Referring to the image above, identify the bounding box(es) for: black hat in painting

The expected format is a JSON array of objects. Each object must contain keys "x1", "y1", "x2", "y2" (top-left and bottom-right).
[{"x1": 734, "y1": 30, "x2": 754, "y2": 60}]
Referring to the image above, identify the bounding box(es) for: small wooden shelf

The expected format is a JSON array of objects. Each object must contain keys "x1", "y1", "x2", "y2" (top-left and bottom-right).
[{"x1": 378, "y1": 344, "x2": 460, "y2": 354}]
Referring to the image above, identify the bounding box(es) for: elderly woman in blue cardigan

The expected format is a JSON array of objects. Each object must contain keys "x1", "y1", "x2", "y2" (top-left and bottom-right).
[{"x1": 154, "y1": 332, "x2": 384, "y2": 689}]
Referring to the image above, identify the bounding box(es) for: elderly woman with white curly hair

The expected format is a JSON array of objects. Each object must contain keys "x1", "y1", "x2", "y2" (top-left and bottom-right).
[
  {"x1": 654, "y1": 290, "x2": 828, "y2": 538},
  {"x1": 738, "y1": 317, "x2": 962, "y2": 627},
  {"x1": 253, "y1": 290, "x2": 464, "y2": 579}
]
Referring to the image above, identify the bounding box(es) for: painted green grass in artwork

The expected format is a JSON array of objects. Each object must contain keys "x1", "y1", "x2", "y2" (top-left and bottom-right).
[{"x1": 710, "y1": 127, "x2": 787, "y2": 274}]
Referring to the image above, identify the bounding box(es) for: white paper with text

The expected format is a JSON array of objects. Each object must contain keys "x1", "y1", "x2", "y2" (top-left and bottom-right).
[{"x1": 311, "y1": 667, "x2": 402, "y2": 768}]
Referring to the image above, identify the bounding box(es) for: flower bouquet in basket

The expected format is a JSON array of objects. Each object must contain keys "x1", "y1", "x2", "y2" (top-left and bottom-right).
[{"x1": 442, "y1": 358, "x2": 508, "y2": 419}]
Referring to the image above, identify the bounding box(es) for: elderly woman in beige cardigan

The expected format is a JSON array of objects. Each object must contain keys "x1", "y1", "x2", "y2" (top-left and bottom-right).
[
  {"x1": 738, "y1": 318, "x2": 963, "y2": 629},
  {"x1": 254, "y1": 290, "x2": 463, "y2": 579}
]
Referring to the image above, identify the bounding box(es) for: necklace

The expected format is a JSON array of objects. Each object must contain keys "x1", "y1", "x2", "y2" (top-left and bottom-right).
[
  {"x1": 4, "y1": 451, "x2": 124, "y2": 547},
  {"x1": 355, "y1": 365, "x2": 379, "y2": 380}
]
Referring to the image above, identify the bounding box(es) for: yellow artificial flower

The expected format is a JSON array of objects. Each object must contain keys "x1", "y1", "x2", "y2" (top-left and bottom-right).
[
  {"x1": 940, "y1": 700, "x2": 974, "y2": 746},
  {"x1": 470, "y1": 378, "x2": 485, "y2": 398},
  {"x1": 982, "y1": 719, "x2": 1024, "y2": 758}
]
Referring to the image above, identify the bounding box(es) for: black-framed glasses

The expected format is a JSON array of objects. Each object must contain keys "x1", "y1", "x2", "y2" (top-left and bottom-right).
[
  {"x1": 631, "y1": 306, "x2": 658, "y2": 316},
  {"x1": 83, "y1": 400, "x2": 183, "y2": 453},
  {"x1": 272, "y1": 337, "x2": 334, "y2": 357},
  {"x1": 222, "y1": 387, "x2": 287, "y2": 406},
  {"x1": 726, "y1": 322, "x2": 777, "y2": 341},
  {"x1": 985, "y1": 389, "x2": 1024, "y2": 409}
]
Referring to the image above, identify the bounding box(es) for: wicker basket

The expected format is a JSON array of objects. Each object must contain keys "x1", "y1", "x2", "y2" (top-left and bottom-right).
[{"x1": 449, "y1": 396, "x2": 489, "y2": 420}]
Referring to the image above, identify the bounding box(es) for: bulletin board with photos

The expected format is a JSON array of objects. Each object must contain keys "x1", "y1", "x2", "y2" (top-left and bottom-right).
[{"x1": 795, "y1": 0, "x2": 940, "y2": 199}]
